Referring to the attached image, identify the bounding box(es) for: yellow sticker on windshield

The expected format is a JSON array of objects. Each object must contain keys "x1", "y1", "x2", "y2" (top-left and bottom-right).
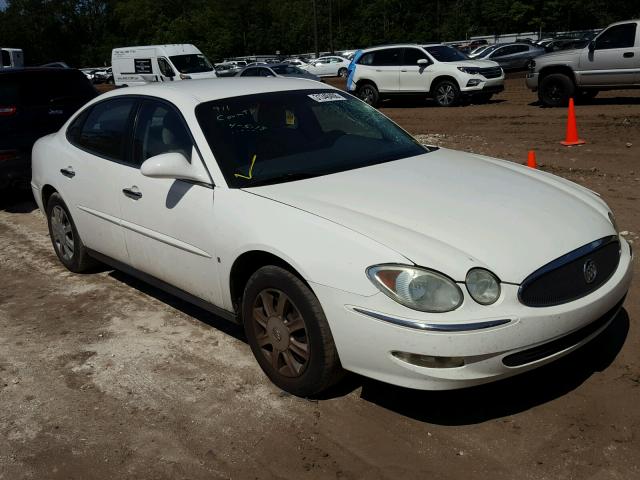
[
  {"x1": 234, "y1": 154, "x2": 257, "y2": 180},
  {"x1": 285, "y1": 110, "x2": 295, "y2": 126}
]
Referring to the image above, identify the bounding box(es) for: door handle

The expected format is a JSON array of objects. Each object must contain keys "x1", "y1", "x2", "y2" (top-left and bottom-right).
[
  {"x1": 623, "y1": 52, "x2": 634, "y2": 58},
  {"x1": 60, "y1": 166, "x2": 75, "y2": 178},
  {"x1": 122, "y1": 186, "x2": 142, "y2": 199},
  {"x1": 401, "y1": 69, "x2": 408, "y2": 72}
]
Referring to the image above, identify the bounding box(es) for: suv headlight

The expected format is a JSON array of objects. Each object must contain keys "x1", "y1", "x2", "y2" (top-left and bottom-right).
[
  {"x1": 457, "y1": 67, "x2": 480, "y2": 74},
  {"x1": 367, "y1": 265, "x2": 463, "y2": 313},
  {"x1": 465, "y1": 268, "x2": 501, "y2": 305}
]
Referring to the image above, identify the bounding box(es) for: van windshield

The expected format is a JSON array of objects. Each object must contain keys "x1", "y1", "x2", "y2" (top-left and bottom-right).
[{"x1": 169, "y1": 54, "x2": 214, "y2": 73}]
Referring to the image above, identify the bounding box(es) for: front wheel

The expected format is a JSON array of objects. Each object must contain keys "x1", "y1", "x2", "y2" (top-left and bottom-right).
[
  {"x1": 433, "y1": 80, "x2": 460, "y2": 107},
  {"x1": 242, "y1": 266, "x2": 343, "y2": 397},
  {"x1": 356, "y1": 82, "x2": 380, "y2": 107},
  {"x1": 46, "y1": 192, "x2": 96, "y2": 273},
  {"x1": 539, "y1": 73, "x2": 575, "y2": 107}
]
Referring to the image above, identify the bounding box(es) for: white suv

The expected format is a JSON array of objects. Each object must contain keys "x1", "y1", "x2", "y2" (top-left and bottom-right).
[{"x1": 347, "y1": 44, "x2": 505, "y2": 106}]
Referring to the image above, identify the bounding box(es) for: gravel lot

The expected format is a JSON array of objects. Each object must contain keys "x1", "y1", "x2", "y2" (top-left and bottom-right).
[{"x1": 1, "y1": 75, "x2": 639, "y2": 479}]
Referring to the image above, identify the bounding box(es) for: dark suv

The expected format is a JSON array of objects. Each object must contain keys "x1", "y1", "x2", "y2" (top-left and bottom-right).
[{"x1": 1, "y1": 68, "x2": 97, "y2": 189}]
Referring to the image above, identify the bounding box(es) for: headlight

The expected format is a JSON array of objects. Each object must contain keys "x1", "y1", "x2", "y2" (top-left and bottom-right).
[
  {"x1": 458, "y1": 67, "x2": 480, "y2": 74},
  {"x1": 367, "y1": 265, "x2": 463, "y2": 313},
  {"x1": 465, "y1": 268, "x2": 501, "y2": 305},
  {"x1": 608, "y1": 212, "x2": 619, "y2": 233}
]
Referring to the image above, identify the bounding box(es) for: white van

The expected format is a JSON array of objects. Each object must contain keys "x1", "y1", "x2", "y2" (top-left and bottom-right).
[
  {"x1": 1, "y1": 48, "x2": 24, "y2": 69},
  {"x1": 111, "y1": 44, "x2": 217, "y2": 86}
]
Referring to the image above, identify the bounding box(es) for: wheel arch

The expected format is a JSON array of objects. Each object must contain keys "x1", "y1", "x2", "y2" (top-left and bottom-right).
[
  {"x1": 229, "y1": 250, "x2": 312, "y2": 314},
  {"x1": 355, "y1": 78, "x2": 379, "y2": 90},
  {"x1": 538, "y1": 65, "x2": 576, "y2": 84},
  {"x1": 41, "y1": 184, "x2": 58, "y2": 210},
  {"x1": 430, "y1": 75, "x2": 460, "y2": 92}
]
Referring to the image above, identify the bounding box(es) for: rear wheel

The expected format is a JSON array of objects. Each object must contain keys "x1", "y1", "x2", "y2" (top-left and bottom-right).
[
  {"x1": 433, "y1": 79, "x2": 460, "y2": 107},
  {"x1": 242, "y1": 266, "x2": 343, "y2": 397},
  {"x1": 338, "y1": 67, "x2": 348, "y2": 78},
  {"x1": 46, "y1": 192, "x2": 96, "y2": 273},
  {"x1": 357, "y1": 82, "x2": 380, "y2": 107},
  {"x1": 539, "y1": 73, "x2": 575, "y2": 107}
]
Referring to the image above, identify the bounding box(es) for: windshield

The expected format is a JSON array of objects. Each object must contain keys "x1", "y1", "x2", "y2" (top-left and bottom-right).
[
  {"x1": 474, "y1": 45, "x2": 500, "y2": 58},
  {"x1": 196, "y1": 89, "x2": 427, "y2": 188},
  {"x1": 169, "y1": 54, "x2": 214, "y2": 73},
  {"x1": 423, "y1": 45, "x2": 469, "y2": 62},
  {"x1": 271, "y1": 65, "x2": 304, "y2": 75}
]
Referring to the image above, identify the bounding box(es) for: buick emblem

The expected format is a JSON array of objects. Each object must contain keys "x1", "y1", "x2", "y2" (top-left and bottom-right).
[{"x1": 583, "y1": 259, "x2": 597, "y2": 284}]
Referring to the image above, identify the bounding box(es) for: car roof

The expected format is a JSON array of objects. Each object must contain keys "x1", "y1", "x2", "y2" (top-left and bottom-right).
[
  {"x1": 98, "y1": 77, "x2": 333, "y2": 105},
  {"x1": 361, "y1": 43, "x2": 443, "y2": 52}
]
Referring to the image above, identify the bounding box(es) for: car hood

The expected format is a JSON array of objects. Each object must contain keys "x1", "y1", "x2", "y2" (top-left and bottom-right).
[
  {"x1": 454, "y1": 59, "x2": 501, "y2": 68},
  {"x1": 535, "y1": 49, "x2": 581, "y2": 66},
  {"x1": 247, "y1": 149, "x2": 614, "y2": 283}
]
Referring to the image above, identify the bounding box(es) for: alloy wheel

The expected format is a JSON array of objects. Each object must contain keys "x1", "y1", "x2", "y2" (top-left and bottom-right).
[
  {"x1": 436, "y1": 83, "x2": 456, "y2": 106},
  {"x1": 359, "y1": 86, "x2": 375, "y2": 104},
  {"x1": 50, "y1": 205, "x2": 74, "y2": 261},
  {"x1": 252, "y1": 289, "x2": 309, "y2": 378}
]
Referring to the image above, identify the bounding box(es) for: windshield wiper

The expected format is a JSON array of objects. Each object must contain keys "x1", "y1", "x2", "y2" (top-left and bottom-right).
[{"x1": 240, "y1": 171, "x2": 328, "y2": 188}]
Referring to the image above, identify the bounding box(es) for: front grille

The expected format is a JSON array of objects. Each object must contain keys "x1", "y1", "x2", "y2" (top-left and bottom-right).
[
  {"x1": 503, "y1": 295, "x2": 625, "y2": 367},
  {"x1": 519, "y1": 236, "x2": 621, "y2": 307},
  {"x1": 480, "y1": 67, "x2": 502, "y2": 79}
]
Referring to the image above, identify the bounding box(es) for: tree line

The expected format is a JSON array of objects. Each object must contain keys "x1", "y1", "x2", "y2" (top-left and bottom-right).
[{"x1": 1, "y1": 0, "x2": 638, "y2": 67}]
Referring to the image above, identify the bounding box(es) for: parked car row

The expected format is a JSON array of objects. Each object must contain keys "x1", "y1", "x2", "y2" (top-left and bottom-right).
[{"x1": 81, "y1": 67, "x2": 114, "y2": 84}]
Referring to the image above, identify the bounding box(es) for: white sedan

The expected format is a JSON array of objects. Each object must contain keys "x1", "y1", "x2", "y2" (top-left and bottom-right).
[
  {"x1": 31, "y1": 78, "x2": 632, "y2": 396},
  {"x1": 302, "y1": 56, "x2": 351, "y2": 77}
]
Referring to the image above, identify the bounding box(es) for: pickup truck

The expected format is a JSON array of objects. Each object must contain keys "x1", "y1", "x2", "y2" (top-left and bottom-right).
[{"x1": 526, "y1": 20, "x2": 640, "y2": 106}]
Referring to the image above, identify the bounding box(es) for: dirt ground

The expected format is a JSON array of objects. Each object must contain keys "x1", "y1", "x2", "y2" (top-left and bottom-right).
[{"x1": 1, "y1": 75, "x2": 639, "y2": 480}]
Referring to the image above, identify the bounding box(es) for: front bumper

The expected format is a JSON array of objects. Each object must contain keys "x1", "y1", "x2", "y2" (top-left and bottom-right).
[
  {"x1": 312, "y1": 238, "x2": 633, "y2": 390},
  {"x1": 526, "y1": 72, "x2": 539, "y2": 91},
  {"x1": 460, "y1": 76, "x2": 505, "y2": 94}
]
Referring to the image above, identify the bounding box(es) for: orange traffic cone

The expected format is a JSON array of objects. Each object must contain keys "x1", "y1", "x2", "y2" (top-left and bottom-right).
[
  {"x1": 561, "y1": 98, "x2": 585, "y2": 146},
  {"x1": 527, "y1": 150, "x2": 537, "y2": 169}
]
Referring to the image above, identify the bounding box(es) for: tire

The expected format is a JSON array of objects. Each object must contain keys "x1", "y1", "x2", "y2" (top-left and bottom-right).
[
  {"x1": 242, "y1": 265, "x2": 343, "y2": 397},
  {"x1": 433, "y1": 79, "x2": 460, "y2": 107},
  {"x1": 338, "y1": 67, "x2": 348, "y2": 78},
  {"x1": 539, "y1": 73, "x2": 575, "y2": 107},
  {"x1": 46, "y1": 192, "x2": 95, "y2": 273},
  {"x1": 356, "y1": 82, "x2": 380, "y2": 107}
]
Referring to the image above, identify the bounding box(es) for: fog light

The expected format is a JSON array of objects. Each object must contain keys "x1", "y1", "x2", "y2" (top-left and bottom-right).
[
  {"x1": 392, "y1": 351, "x2": 465, "y2": 368},
  {"x1": 466, "y1": 79, "x2": 482, "y2": 87}
]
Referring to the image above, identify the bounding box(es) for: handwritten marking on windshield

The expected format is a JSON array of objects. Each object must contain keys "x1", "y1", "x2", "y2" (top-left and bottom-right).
[{"x1": 234, "y1": 154, "x2": 257, "y2": 180}]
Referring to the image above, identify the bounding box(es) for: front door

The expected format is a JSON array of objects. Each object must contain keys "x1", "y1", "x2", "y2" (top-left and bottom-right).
[
  {"x1": 117, "y1": 99, "x2": 222, "y2": 305},
  {"x1": 399, "y1": 48, "x2": 432, "y2": 92},
  {"x1": 579, "y1": 22, "x2": 640, "y2": 86}
]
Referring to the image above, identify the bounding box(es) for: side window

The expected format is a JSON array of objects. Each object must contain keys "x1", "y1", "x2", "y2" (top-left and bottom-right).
[
  {"x1": 514, "y1": 45, "x2": 529, "y2": 53},
  {"x1": 133, "y1": 101, "x2": 193, "y2": 166},
  {"x1": 491, "y1": 47, "x2": 511, "y2": 58},
  {"x1": 1, "y1": 50, "x2": 10, "y2": 67},
  {"x1": 157, "y1": 57, "x2": 175, "y2": 77},
  {"x1": 372, "y1": 48, "x2": 402, "y2": 66},
  {"x1": 403, "y1": 48, "x2": 429, "y2": 66},
  {"x1": 358, "y1": 52, "x2": 374, "y2": 65},
  {"x1": 258, "y1": 68, "x2": 275, "y2": 77},
  {"x1": 330, "y1": 57, "x2": 341, "y2": 63},
  {"x1": 72, "y1": 98, "x2": 136, "y2": 162},
  {"x1": 241, "y1": 68, "x2": 257, "y2": 77},
  {"x1": 596, "y1": 23, "x2": 637, "y2": 50}
]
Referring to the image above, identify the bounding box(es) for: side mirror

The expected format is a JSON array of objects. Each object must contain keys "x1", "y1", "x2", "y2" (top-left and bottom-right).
[
  {"x1": 141, "y1": 150, "x2": 210, "y2": 184},
  {"x1": 417, "y1": 58, "x2": 428, "y2": 66},
  {"x1": 588, "y1": 41, "x2": 596, "y2": 52}
]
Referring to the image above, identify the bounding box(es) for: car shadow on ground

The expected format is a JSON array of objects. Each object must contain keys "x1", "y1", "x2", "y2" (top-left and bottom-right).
[
  {"x1": 531, "y1": 97, "x2": 640, "y2": 108},
  {"x1": 105, "y1": 266, "x2": 629, "y2": 423},
  {"x1": 357, "y1": 309, "x2": 630, "y2": 425},
  {"x1": 380, "y1": 97, "x2": 506, "y2": 109},
  {"x1": 0, "y1": 187, "x2": 38, "y2": 213}
]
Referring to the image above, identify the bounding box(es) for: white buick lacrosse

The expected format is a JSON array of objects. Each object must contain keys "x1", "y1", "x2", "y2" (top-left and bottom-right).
[{"x1": 31, "y1": 78, "x2": 632, "y2": 396}]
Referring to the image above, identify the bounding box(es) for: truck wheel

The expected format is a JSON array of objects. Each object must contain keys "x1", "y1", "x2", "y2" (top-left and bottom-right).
[
  {"x1": 539, "y1": 73, "x2": 575, "y2": 107},
  {"x1": 433, "y1": 79, "x2": 460, "y2": 107},
  {"x1": 357, "y1": 82, "x2": 379, "y2": 107}
]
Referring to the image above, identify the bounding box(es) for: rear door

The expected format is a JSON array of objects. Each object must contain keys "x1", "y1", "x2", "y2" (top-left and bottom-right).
[
  {"x1": 579, "y1": 22, "x2": 640, "y2": 86},
  {"x1": 399, "y1": 47, "x2": 432, "y2": 92},
  {"x1": 117, "y1": 99, "x2": 222, "y2": 304},
  {"x1": 369, "y1": 48, "x2": 402, "y2": 92},
  {"x1": 63, "y1": 97, "x2": 138, "y2": 264}
]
